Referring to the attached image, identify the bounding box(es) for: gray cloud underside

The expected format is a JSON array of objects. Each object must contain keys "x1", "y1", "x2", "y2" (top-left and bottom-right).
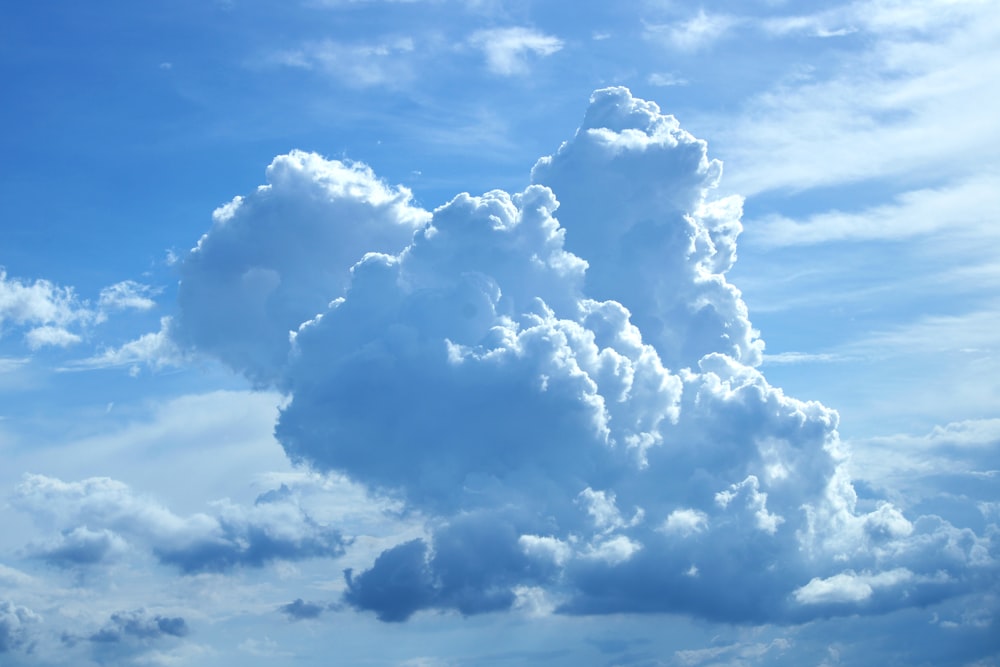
[{"x1": 14, "y1": 476, "x2": 346, "y2": 574}]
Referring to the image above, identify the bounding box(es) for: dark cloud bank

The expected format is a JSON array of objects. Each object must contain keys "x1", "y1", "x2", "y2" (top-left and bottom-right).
[{"x1": 168, "y1": 87, "x2": 997, "y2": 627}]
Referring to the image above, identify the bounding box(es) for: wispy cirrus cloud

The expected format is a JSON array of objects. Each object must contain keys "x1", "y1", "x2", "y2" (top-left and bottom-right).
[
  {"x1": 271, "y1": 36, "x2": 418, "y2": 87},
  {"x1": 714, "y1": 0, "x2": 1000, "y2": 196},
  {"x1": 751, "y1": 172, "x2": 1000, "y2": 247},
  {"x1": 468, "y1": 27, "x2": 563, "y2": 76},
  {"x1": 644, "y1": 10, "x2": 740, "y2": 52}
]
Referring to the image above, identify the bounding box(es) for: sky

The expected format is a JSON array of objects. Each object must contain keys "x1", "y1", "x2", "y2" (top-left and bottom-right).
[{"x1": 1, "y1": 0, "x2": 999, "y2": 665}]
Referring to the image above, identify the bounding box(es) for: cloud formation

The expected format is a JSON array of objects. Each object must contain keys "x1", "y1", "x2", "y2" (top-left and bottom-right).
[
  {"x1": 174, "y1": 149, "x2": 429, "y2": 384},
  {"x1": 468, "y1": 27, "x2": 563, "y2": 75},
  {"x1": 0, "y1": 601, "x2": 39, "y2": 654},
  {"x1": 0, "y1": 269, "x2": 90, "y2": 350},
  {"x1": 174, "y1": 87, "x2": 998, "y2": 626},
  {"x1": 88, "y1": 609, "x2": 189, "y2": 644},
  {"x1": 645, "y1": 10, "x2": 739, "y2": 52},
  {"x1": 0, "y1": 270, "x2": 163, "y2": 355},
  {"x1": 273, "y1": 37, "x2": 418, "y2": 87},
  {"x1": 13, "y1": 475, "x2": 347, "y2": 573}
]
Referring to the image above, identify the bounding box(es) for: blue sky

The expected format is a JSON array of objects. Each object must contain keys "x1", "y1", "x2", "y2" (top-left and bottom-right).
[{"x1": 1, "y1": 1, "x2": 998, "y2": 665}]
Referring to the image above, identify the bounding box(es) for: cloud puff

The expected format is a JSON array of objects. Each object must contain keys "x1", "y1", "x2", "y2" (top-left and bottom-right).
[
  {"x1": 88, "y1": 609, "x2": 189, "y2": 644},
  {"x1": 468, "y1": 27, "x2": 563, "y2": 76},
  {"x1": 0, "y1": 601, "x2": 40, "y2": 654},
  {"x1": 174, "y1": 87, "x2": 999, "y2": 625},
  {"x1": 70, "y1": 608, "x2": 190, "y2": 666},
  {"x1": 13, "y1": 475, "x2": 347, "y2": 573},
  {"x1": 279, "y1": 598, "x2": 326, "y2": 621},
  {"x1": 1, "y1": 270, "x2": 162, "y2": 355},
  {"x1": 98, "y1": 281, "x2": 159, "y2": 312},
  {"x1": 174, "y1": 149, "x2": 429, "y2": 385},
  {"x1": 0, "y1": 269, "x2": 92, "y2": 349},
  {"x1": 24, "y1": 325, "x2": 82, "y2": 350}
]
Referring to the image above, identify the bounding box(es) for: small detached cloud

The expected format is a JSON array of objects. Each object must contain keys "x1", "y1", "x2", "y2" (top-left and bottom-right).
[
  {"x1": 173, "y1": 87, "x2": 999, "y2": 626},
  {"x1": 645, "y1": 10, "x2": 740, "y2": 52},
  {"x1": 12, "y1": 474, "x2": 348, "y2": 573},
  {"x1": 468, "y1": 27, "x2": 563, "y2": 76},
  {"x1": 88, "y1": 609, "x2": 189, "y2": 644},
  {"x1": 24, "y1": 325, "x2": 81, "y2": 350},
  {"x1": 98, "y1": 281, "x2": 159, "y2": 313},
  {"x1": 0, "y1": 269, "x2": 93, "y2": 349},
  {"x1": 278, "y1": 598, "x2": 326, "y2": 621},
  {"x1": 271, "y1": 37, "x2": 417, "y2": 87},
  {"x1": 648, "y1": 72, "x2": 688, "y2": 87}
]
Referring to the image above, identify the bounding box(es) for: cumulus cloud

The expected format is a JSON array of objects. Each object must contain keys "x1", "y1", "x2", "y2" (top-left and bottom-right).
[
  {"x1": 468, "y1": 27, "x2": 563, "y2": 76},
  {"x1": 174, "y1": 149, "x2": 429, "y2": 384},
  {"x1": 89, "y1": 609, "x2": 189, "y2": 644},
  {"x1": 793, "y1": 568, "x2": 914, "y2": 605},
  {"x1": 0, "y1": 270, "x2": 162, "y2": 354},
  {"x1": 0, "y1": 601, "x2": 40, "y2": 654},
  {"x1": 24, "y1": 325, "x2": 81, "y2": 350},
  {"x1": 69, "y1": 608, "x2": 191, "y2": 666},
  {"x1": 13, "y1": 475, "x2": 347, "y2": 573},
  {"x1": 0, "y1": 269, "x2": 92, "y2": 348},
  {"x1": 173, "y1": 87, "x2": 999, "y2": 625}
]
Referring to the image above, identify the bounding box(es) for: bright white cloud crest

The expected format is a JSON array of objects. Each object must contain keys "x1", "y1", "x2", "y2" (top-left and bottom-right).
[{"x1": 166, "y1": 87, "x2": 997, "y2": 624}]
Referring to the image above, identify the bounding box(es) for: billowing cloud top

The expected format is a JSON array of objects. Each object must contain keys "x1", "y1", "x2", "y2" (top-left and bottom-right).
[
  {"x1": 174, "y1": 149, "x2": 430, "y2": 385},
  {"x1": 173, "y1": 87, "x2": 997, "y2": 624}
]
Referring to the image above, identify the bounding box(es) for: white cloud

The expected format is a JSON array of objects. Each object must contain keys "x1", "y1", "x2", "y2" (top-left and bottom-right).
[
  {"x1": 468, "y1": 27, "x2": 563, "y2": 76},
  {"x1": 582, "y1": 535, "x2": 642, "y2": 565},
  {"x1": 168, "y1": 87, "x2": 998, "y2": 627},
  {"x1": 71, "y1": 317, "x2": 182, "y2": 373},
  {"x1": 763, "y1": 352, "x2": 842, "y2": 365},
  {"x1": 175, "y1": 150, "x2": 428, "y2": 384},
  {"x1": 645, "y1": 10, "x2": 740, "y2": 52},
  {"x1": 647, "y1": 72, "x2": 688, "y2": 87},
  {"x1": 751, "y1": 173, "x2": 1000, "y2": 247},
  {"x1": 714, "y1": 0, "x2": 1000, "y2": 196},
  {"x1": 0, "y1": 272, "x2": 162, "y2": 353},
  {"x1": 661, "y1": 509, "x2": 708, "y2": 537},
  {"x1": 98, "y1": 281, "x2": 159, "y2": 312},
  {"x1": 675, "y1": 638, "x2": 792, "y2": 667},
  {"x1": 844, "y1": 307, "x2": 1000, "y2": 358},
  {"x1": 847, "y1": 418, "x2": 1000, "y2": 508},
  {"x1": 793, "y1": 568, "x2": 914, "y2": 605},
  {"x1": 24, "y1": 325, "x2": 81, "y2": 350},
  {"x1": 272, "y1": 37, "x2": 417, "y2": 87},
  {"x1": 0, "y1": 269, "x2": 93, "y2": 347}
]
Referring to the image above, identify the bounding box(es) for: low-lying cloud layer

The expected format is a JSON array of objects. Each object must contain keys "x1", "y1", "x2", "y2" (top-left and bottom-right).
[
  {"x1": 14, "y1": 475, "x2": 346, "y2": 573},
  {"x1": 166, "y1": 87, "x2": 998, "y2": 625}
]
